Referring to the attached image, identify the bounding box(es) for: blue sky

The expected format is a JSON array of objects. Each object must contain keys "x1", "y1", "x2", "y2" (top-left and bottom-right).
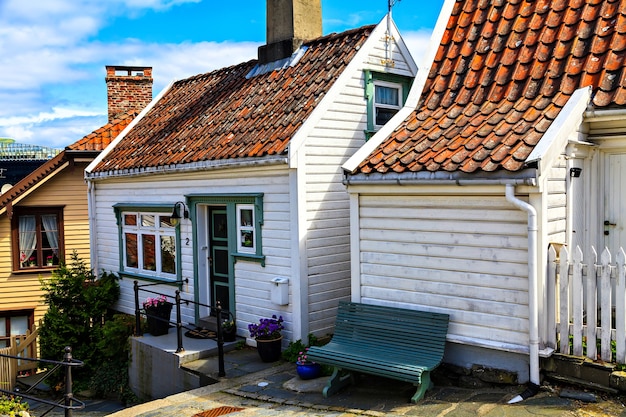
[{"x1": 0, "y1": 0, "x2": 445, "y2": 149}]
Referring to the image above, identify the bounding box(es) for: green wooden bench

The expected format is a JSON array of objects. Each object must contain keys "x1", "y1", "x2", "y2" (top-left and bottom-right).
[{"x1": 306, "y1": 301, "x2": 450, "y2": 403}]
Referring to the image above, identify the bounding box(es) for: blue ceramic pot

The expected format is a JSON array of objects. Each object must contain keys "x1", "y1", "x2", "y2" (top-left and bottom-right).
[{"x1": 296, "y1": 361, "x2": 321, "y2": 379}]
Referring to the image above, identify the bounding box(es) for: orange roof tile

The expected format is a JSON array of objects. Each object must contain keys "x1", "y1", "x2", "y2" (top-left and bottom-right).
[
  {"x1": 355, "y1": 0, "x2": 626, "y2": 175},
  {"x1": 67, "y1": 112, "x2": 137, "y2": 151},
  {"x1": 90, "y1": 26, "x2": 375, "y2": 174}
]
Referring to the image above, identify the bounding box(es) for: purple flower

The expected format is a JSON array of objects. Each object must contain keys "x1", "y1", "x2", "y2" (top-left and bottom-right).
[{"x1": 248, "y1": 315, "x2": 284, "y2": 340}]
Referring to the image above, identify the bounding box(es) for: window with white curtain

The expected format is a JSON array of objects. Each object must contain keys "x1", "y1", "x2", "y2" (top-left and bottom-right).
[
  {"x1": 121, "y1": 212, "x2": 177, "y2": 278},
  {"x1": 12, "y1": 208, "x2": 63, "y2": 270},
  {"x1": 374, "y1": 81, "x2": 401, "y2": 127}
]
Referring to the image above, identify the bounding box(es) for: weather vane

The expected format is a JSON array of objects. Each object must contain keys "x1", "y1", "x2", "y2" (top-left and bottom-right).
[
  {"x1": 384, "y1": 0, "x2": 401, "y2": 67},
  {"x1": 388, "y1": 0, "x2": 401, "y2": 12}
]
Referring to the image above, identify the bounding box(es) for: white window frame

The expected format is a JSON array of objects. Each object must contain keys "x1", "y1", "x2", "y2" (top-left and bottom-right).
[
  {"x1": 236, "y1": 204, "x2": 256, "y2": 254},
  {"x1": 373, "y1": 80, "x2": 402, "y2": 128},
  {"x1": 121, "y1": 211, "x2": 177, "y2": 279}
]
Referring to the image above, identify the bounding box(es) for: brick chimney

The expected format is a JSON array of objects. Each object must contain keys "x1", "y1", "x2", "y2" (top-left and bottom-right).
[
  {"x1": 105, "y1": 65, "x2": 153, "y2": 122},
  {"x1": 258, "y1": 0, "x2": 322, "y2": 64}
]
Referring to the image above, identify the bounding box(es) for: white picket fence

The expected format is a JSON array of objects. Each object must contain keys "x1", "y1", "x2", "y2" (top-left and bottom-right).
[{"x1": 547, "y1": 245, "x2": 626, "y2": 363}]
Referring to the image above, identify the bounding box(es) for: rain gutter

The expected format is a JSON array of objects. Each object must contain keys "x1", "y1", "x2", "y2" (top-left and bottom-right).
[
  {"x1": 85, "y1": 156, "x2": 289, "y2": 181},
  {"x1": 343, "y1": 177, "x2": 536, "y2": 186},
  {"x1": 583, "y1": 108, "x2": 626, "y2": 122}
]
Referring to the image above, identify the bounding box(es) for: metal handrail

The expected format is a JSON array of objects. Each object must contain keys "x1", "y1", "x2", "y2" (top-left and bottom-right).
[
  {"x1": 133, "y1": 281, "x2": 227, "y2": 376},
  {"x1": 0, "y1": 346, "x2": 84, "y2": 417}
]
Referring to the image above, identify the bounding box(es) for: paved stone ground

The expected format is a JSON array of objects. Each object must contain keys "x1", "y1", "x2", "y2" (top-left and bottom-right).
[
  {"x1": 19, "y1": 347, "x2": 626, "y2": 416},
  {"x1": 107, "y1": 360, "x2": 626, "y2": 417}
]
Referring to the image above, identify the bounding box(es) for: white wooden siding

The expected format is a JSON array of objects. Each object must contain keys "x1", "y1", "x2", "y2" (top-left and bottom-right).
[
  {"x1": 367, "y1": 30, "x2": 415, "y2": 77},
  {"x1": 92, "y1": 166, "x2": 295, "y2": 340},
  {"x1": 357, "y1": 194, "x2": 531, "y2": 351},
  {"x1": 546, "y1": 158, "x2": 567, "y2": 243},
  {"x1": 302, "y1": 31, "x2": 416, "y2": 336}
]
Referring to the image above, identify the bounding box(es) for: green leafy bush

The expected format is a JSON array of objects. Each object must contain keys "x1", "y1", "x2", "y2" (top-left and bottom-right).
[
  {"x1": 90, "y1": 313, "x2": 138, "y2": 404},
  {"x1": 39, "y1": 252, "x2": 120, "y2": 394},
  {"x1": 282, "y1": 334, "x2": 326, "y2": 361},
  {"x1": 0, "y1": 395, "x2": 29, "y2": 416}
]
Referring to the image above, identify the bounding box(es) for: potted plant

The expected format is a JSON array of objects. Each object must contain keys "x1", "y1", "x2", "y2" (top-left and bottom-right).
[
  {"x1": 222, "y1": 317, "x2": 237, "y2": 342},
  {"x1": 296, "y1": 347, "x2": 321, "y2": 379},
  {"x1": 28, "y1": 256, "x2": 36, "y2": 267},
  {"x1": 143, "y1": 295, "x2": 173, "y2": 336},
  {"x1": 46, "y1": 255, "x2": 54, "y2": 266},
  {"x1": 248, "y1": 314, "x2": 284, "y2": 362}
]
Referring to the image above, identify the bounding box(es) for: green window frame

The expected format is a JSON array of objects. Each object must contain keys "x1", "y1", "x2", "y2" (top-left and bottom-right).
[
  {"x1": 113, "y1": 203, "x2": 182, "y2": 285},
  {"x1": 364, "y1": 70, "x2": 412, "y2": 140},
  {"x1": 187, "y1": 193, "x2": 265, "y2": 266}
]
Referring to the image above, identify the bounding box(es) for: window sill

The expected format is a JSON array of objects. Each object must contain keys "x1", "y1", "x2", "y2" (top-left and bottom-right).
[
  {"x1": 12, "y1": 267, "x2": 57, "y2": 274},
  {"x1": 118, "y1": 271, "x2": 182, "y2": 287},
  {"x1": 233, "y1": 253, "x2": 266, "y2": 267}
]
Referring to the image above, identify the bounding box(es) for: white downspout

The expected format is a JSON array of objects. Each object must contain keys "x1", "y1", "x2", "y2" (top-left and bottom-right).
[
  {"x1": 505, "y1": 184, "x2": 540, "y2": 403},
  {"x1": 87, "y1": 180, "x2": 98, "y2": 273}
]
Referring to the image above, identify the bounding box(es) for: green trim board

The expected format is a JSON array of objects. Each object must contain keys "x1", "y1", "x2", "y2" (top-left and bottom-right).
[
  {"x1": 187, "y1": 193, "x2": 265, "y2": 321},
  {"x1": 187, "y1": 193, "x2": 265, "y2": 263}
]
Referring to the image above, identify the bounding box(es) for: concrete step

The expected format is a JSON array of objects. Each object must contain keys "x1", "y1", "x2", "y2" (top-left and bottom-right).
[{"x1": 198, "y1": 316, "x2": 218, "y2": 331}]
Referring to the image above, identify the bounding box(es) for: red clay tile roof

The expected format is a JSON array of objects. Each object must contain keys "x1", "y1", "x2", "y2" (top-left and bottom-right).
[
  {"x1": 67, "y1": 111, "x2": 137, "y2": 151},
  {"x1": 1, "y1": 111, "x2": 138, "y2": 211},
  {"x1": 355, "y1": 0, "x2": 626, "y2": 175},
  {"x1": 90, "y1": 26, "x2": 375, "y2": 174}
]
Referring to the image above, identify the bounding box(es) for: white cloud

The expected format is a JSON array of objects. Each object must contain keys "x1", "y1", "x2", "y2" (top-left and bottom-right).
[
  {"x1": 116, "y1": 0, "x2": 201, "y2": 10},
  {"x1": 95, "y1": 40, "x2": 260, "y2": 91},
  {"x1": 402, "y1": 29, "x2": 435, "y2": 70},
  {"x1": 0, "y1": 0, "x2": 258, "y2": 148},
  {"x1": 0, "y1": 108, "x2": 102, "y2": 127}
]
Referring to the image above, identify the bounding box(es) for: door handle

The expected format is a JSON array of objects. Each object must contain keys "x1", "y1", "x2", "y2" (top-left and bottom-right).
[{"x1": 604, "y1": 220, "x2": 617, "y2": 235}]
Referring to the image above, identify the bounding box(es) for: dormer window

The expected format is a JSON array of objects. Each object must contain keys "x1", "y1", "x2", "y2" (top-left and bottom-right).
[
  {"x1": 364, "y1": 70, "x2": 412, "y2": 140},
  {"x1": 374, "y1": 82, "x2": 401, "y2": 126}
]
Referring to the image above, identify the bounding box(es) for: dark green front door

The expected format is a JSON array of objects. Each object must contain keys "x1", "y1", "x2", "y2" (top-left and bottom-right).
[{"x1": 209, "y1": 207, "x2": 232, "y2": 312}]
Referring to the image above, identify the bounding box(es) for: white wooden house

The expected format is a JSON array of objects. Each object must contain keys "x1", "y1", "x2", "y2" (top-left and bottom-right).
[
  {"x1": 85, "y1": 0, "x2": 417, "y2": 345},
  {"x1": 343, "y1": 0, "x2": 626, "y2": 385}
]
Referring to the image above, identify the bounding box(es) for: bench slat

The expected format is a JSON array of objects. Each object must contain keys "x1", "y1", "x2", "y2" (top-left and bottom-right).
[{"x1": 310, "y1": 343, "x2": 443, "y2": 368}]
